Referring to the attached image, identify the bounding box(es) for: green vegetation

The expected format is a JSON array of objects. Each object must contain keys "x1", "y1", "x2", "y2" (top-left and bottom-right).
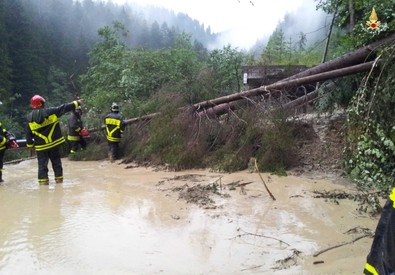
[
  {"x1": 345, "y1": 46, "x2": 395, "y2": 191},
  {"x1": 0, "y1": 0, "x2": 214, "y2": 137}
]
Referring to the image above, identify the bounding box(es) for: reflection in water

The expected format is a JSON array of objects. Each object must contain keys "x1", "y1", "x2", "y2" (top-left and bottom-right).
[{"x1": 0, "y1": 159, "x2": 375, "y2": 274}]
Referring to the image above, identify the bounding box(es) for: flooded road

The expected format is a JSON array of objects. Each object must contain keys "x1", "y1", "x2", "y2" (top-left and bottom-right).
[{"x1": 1, "y1": 158, "x2": 378, "y2": 274}]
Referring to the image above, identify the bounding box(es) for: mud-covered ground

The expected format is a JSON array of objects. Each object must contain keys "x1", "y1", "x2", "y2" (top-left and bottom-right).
[
  {"x1": 1, "y1": 157, "x2": 380, "y2": 274},
  {"x1": 0, "y1": 112, "x2": 382, "y2": 274},
  {"x1": 135, "y1": 165, "x2": 378, "y2": 274}
]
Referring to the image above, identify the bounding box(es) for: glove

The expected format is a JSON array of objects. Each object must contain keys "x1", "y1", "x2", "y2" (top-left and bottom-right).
[
  {"x1": 7, "y1": 139, "x2": 19, "y2": 148},
  {"x1": 80, "y1": 127, "x2": 89, "y2": 137}
]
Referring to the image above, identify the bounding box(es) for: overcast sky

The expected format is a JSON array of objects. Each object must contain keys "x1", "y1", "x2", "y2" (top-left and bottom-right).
[{"x1": 107, "y1": 0, "x2": 324, "y2": 49}]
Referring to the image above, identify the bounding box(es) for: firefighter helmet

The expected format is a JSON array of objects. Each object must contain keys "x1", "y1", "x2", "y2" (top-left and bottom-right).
[
  {"x1": 30, "y1": 95, "x2": 46, "y2": 109},
  {"x1": 111, "y1": 103, "x2": 119, "y2": 112}
]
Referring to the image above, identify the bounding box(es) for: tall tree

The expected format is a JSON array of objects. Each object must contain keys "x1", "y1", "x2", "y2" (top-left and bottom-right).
[
  {"x1": 5, "y1": 0, "x2": 48, "y2": 105},
  {"x1": 0, "y1": 0, "x2": 12, "y2": 108},
  {"x1": 261, "y1": 28, "x2": 286, "y2": 65},
  {"x1": 208, "y1": 45, "x2": 244, "y2": 96}
]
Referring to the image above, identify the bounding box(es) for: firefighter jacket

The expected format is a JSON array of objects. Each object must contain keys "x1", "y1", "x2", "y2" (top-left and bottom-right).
[
  {"x1": 105, "y1": 112, "x2": 125, "y2": 142},
  {"x1": 67, "y1": 112, "x2": 83, "y2": 141},
  {"x1": 363, "y1": 187, "x2": 395, "y2": 275},
  {"x1": 26, "y1": 101, "x2": 80, "y2": 152},
  {"x1": 0, "y1": 122, "x2": 9, "y2": 151}
]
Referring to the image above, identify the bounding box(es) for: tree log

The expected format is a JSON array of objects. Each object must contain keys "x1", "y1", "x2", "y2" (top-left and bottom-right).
[
  {"x1": 194, "y1": 32, "x2": 395, "y2": 110},
  {"x1": 88, "y1": 112, "x2": 161, "y2": 133},
  {"x1": 86, "y1": 33, "x2": 395, "y2": 131},
  {"x1": 198, "y1": 61, "x2": 375, "y2": 118},
  {"x1": 279, "y1": 32, "x2": 395, "y2": 83}
]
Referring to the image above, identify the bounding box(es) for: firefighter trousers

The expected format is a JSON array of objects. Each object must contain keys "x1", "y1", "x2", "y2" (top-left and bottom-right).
[
  {"x1": 36, "y1": 147, "x2": 63, "y2": 182},
  {"x1": 108, "y1": 141, "x2": 120, "y2": 160},
  {"x1": 69, "y1": 138, "x2": 87, "y2": 153}
]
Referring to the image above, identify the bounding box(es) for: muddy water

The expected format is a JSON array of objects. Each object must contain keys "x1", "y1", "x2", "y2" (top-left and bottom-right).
[{"x1": 0, "y1": 159, "x2": 378, "y2": 274}]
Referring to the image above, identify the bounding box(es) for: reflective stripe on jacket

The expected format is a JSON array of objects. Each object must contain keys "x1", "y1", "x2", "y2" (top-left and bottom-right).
[
  {"x1": 0, "y1": 122, "x2": 7, "y2": 151},
  {"x1": 67, "y1": 112, "x2": 83, "y2": 141},
  {"x1": 26, "y1": 101, "x2": 79, "y2": 152},
  {"x1": 105, "y1": 112, "x2": 124, "y2": 142},
  {"x1": 28, "y1": 114, "x2": 65, "y2": 151}
]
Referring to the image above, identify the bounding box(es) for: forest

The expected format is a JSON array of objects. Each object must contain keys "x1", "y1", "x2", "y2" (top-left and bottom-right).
[
  {"x1": 0, "y1": 0, "x2": 215, "y2": 130},
  {"x1": 2, "y1": 0, "x2": 395, "y2": 192}
]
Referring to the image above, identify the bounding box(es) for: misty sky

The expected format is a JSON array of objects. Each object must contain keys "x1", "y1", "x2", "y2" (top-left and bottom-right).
[{"x1": 106, "y1": 0, "x2": 325, "y2": 49}]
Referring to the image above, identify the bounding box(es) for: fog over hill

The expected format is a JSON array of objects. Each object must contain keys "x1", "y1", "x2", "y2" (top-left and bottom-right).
[{"x1": 104, "y1": 0, "x2": 329, "y2": 50}]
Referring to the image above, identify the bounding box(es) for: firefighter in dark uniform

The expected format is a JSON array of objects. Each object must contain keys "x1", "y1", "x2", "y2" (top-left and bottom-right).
[
  {"x1": 0, "y1": 122, "x2": 18, "y2": 182},
  {"x1": 67, "y1": 106, "x2": 88, "y2": 153},
  {"x1": 105, "y1": 103, "x2": 125, "y2": 162},
  {"x1": 26, "y1": 95, "x2": 83, "y2": 184},
  {"x1": 363, "y1": 187, "x2": 395, "y2": 275}
]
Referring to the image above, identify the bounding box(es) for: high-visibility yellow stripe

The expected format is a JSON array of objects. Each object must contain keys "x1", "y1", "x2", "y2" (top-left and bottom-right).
[
  {"x1": 28, "y1": 114, "x2": 58, "y2": 131},
  {"x1": 28, "y1": 114, "x2": 65, "y2": 151},
  {"x1": 35, "y1": 137, "x2": 65, "y2": 151},
  {"x1": 67, "y1": 135, "x2": 81, "y2": 141},
  {"x1": 106, "y1": 126, "x2": 119, "y2": 137},
  {"x1": 105, "y1": 118, "x2": 122, "y2": 141},
  {"x1": 105, "y1": 118, "x2": 121, "y2": 126},
  {"x1": 48, "y1": 121, "x2": 57, "y2": 142},
  {"x1": 0, "y1": 135, "x2": 6, "y2": 150},
  {"x1": 31, "y1": 130, "x2": 49, "y2": 143},
  {"x1": 29, "y1": 115, "x2": 59, "y2": 144},
  {"x1": 364, "y1": 262, "x2": 379, "y2": 275},
  {"x1": 389, "y1": 187, "x2": 395, "y2": 207},
  {"x1": 107, "y1": 136, "x2": 121, "y2": 142}
]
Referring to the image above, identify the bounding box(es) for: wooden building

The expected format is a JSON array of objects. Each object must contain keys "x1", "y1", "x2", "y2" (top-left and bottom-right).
[{"x1": 241, "y1": 65, "x2": 310, "y2": 89}]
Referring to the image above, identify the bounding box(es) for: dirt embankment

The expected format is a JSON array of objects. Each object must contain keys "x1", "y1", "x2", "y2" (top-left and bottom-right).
[{"x1": 290, "y1": 111, "x2": 348, "y2": 181}]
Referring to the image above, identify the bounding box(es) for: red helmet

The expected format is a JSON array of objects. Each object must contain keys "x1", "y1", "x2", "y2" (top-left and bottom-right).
[{"x1": 30, "y1": 95, "x2": 46, "y2": 109}]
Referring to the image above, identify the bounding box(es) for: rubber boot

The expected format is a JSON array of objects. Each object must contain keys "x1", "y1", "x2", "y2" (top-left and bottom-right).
[
  {"x1": 109, "y1": 152, "x2": 114, "y2": 163},
  {"x1": 0, "y1": 171, "x2": 3, "y2": 183},
  {"x1": 39, "y1": 178, "x2": 49, "y2": 185}
]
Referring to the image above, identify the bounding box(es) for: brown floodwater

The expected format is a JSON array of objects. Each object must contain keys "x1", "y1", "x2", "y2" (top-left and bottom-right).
[{"x1": 0, "y1": 158, "x2": 379, "y2": 274}]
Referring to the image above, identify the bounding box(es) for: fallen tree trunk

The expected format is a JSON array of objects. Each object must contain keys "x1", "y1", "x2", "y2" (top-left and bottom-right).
[
  {"x1": 88, "y1": 112, "x2": 161, "y2": 133},
  {"x1": 277, "y1": 90, "x2": 319, "y2": 112},
  {"x1": 198, "y1": 61, "x2": 375, "y2": 118},
  {"x1": 279, "y1": 32, "x2": 395, "y2": 83},
  {"x1": 86, "y1": 34, "x2": 392, "y2": 131},
  {"x1": 194, "y1": 32, "x2": 395, "y2": 110},
  {"x1": 88, "y1": 61, "x2": 375, "y2": 132},
  {"x1": 279, "y1": 81, "x2": 340, "y2": 113}
]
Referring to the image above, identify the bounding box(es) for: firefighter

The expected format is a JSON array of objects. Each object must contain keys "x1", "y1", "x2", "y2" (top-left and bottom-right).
[
  {"x1": 363, "y1": 187, "x2": 395, "y2": 275},
  {"x1": 67, "y1": 106, "x2": 88, "y2": 154},
  {"x1": 104, "y1": 103, "x2": 125, "y2": 162},
  {"x1": 0, "y1": 121, "x2": 18, "y2": 182},
  {"x1": 26, "y1": 95, "x2": 83, "y2": 185}
]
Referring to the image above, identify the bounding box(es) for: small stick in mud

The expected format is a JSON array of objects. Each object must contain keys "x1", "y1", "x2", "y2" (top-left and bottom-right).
[
  {"x1": 252, "y1": 158, "x2": 276, "y2": 201},
  {"x1": 232, "y1": 228, "x2": 290, "y2": 246},
  {"x1": 313, "y1": 234, "x2": 371, "y2": 257}
]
